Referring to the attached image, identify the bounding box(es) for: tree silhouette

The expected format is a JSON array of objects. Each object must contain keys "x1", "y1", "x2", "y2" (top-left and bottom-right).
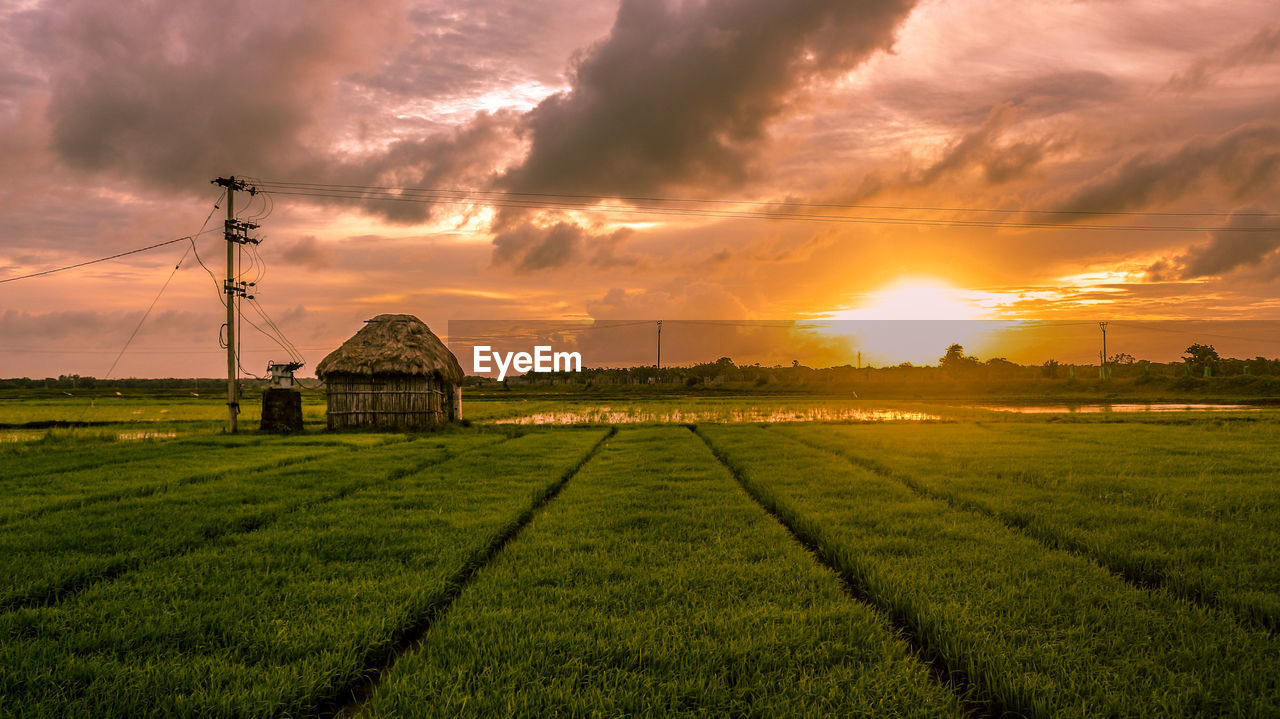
[
  {"x1": 940, "y1": 343, "x2": 981, "y2": 372},
  {"x1": 1182, "y1": 344, "x2": 1220, "y2": 375}
]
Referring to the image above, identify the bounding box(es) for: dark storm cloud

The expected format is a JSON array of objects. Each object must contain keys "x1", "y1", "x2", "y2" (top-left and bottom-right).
[
  {"x1": 915, "y1": 104, "x2": 1048, "y2": 186},
  {"x1": 27, "y1": 0, "x2": 407, "y2": 189},
  {"x1": 848, "y1": 103, "x2": 1058, "y2": 201},
  {"x1": 1166, "y1": 25, "x2": 1280, "y2": 93},
  {"x1": 1147, "y1": 208, "x2": 1280, "y2": 280},
  {"x1": 491, "y1": 221, "x2": 635, "y2": 271},
  {"x1": 874, "y1": 70, "x2": 1126, "y2": 128},
  {"x1": 1052, "y1": 122, "x2": 1280, "y2": 217},
  {"x1": 501, "y1": 0, "x2": 920, "y2": 196},
  {"x1": 318, "y1": 109, "x2": 521, "y2": 224}
]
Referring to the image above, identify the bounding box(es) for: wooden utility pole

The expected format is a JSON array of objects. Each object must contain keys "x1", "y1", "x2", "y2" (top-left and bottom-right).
[
  {"x1": 225, "y1": 181, "x2": 237, "y2": 431},
  {"x1": 656, "y1": 320, "x2": 662, "y2": 372},
  {"x1": 211, "y1": 176, "x2": 259, "y2": 433},
  {"x1": 1099, "y1": 321, "x2": 1109, "y2": 380}
]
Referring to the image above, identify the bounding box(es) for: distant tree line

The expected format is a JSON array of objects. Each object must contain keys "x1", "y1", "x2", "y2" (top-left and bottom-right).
[
  {"x1": 7, "y1": 342, "x2": 1279, "y2": 393},
  {"x1": 465, "y1": 342, "x2": 1280, "y2": 390},
  {"x1": 0, "y1": 375, "x2": 272, "y2": 391}
]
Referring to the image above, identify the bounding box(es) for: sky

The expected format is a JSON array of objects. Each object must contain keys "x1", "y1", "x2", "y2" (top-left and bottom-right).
[{"x1": 2, "y1": 0, "x2": 1279, "y2": 377}]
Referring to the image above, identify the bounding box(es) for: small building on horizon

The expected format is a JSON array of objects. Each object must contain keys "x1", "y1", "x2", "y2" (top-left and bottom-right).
[{"x1": 316, "y1": 314, "x2": 463, "y2": 430}]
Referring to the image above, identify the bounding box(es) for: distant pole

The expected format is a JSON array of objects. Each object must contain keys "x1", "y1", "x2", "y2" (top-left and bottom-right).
[
  {"x1": 656, "y1": 320, "x2": 662, "y2": 372},
  {"x1": 1099, "y1": 321, "x2": 1109, "y2": 380}
]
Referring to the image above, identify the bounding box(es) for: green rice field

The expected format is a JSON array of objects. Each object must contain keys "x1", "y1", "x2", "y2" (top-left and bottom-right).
[{"x1": 0, "y1": 395, "x2": 1277, "y2": 716}]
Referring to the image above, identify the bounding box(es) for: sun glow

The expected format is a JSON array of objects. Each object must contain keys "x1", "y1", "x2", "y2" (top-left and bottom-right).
[
  {"x1": 812, "y1": 278, "x2": 1020, "y2": 366},
  {"x1": 826, "y1": 278, "x2": 1003, "y2": 321}
]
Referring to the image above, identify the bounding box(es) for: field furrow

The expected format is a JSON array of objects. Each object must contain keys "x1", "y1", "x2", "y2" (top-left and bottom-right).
[
  {"x1": 0, "y1": 434, "x2": 497, "y2": 611},
  {"x1": 697, "y1": 424, "x2": 1280, "y2": 718},
  {"x1": 0, "y1": 428, "x2": 608, "y2": 717},
  {"x1": 0, "y1": 445, "x2": 349, "y2": 525},
  {"x1": 1, "y1": 437, "x2": 230, "y2": 482},
  {"x1": 774, "y1": 424, "x2": 1280, "y2": 631},
  {"x1": 360, "y1": 427, "x2": 964, "y2": 718},
  {"x1": 858, "y1": 423, "x2": 1280, "y2": 521}
]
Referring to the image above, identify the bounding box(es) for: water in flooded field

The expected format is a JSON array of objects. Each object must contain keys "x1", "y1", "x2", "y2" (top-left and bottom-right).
[
  {"x1": 973, "y1": 403, "x2": 1256, "y2": 414},
  {"x1": 115, "y1": 431, "x2": 178, "y2": 440},
  {"x1": 494, "y1": 407, "x2": 941, "y2": 424},
  {"x1": 0, "y1": 430, "x2": 44, "y2": 443}
]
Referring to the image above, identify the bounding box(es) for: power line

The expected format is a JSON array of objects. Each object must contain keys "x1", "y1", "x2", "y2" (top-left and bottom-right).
[
  {"x1": 0, "y1": 229, "x2": 221, "y2": 285},
  {"x1": 252, "y1": 185, "x2": 1280, "y2": 233},
  {"x1": 0, "y1": 346, "x2": 335, "y2": 354},
  {"x1": 1110, "y1": 321, "x2": 1280, "y2": 345},
  {"x1": 97, "y1": 193, "x2": 226, "y2": 380},
  {"x1": 247, "y1": 178, "x2": 1280, "y2": 219},
  {"x1": 101, "y1": 245, "x2": 192, "y2": 380}
]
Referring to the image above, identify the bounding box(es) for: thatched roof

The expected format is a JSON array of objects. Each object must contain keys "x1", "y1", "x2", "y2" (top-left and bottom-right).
[{"x1": 316, "y1": 314, "x2": 464, "y2": 383}]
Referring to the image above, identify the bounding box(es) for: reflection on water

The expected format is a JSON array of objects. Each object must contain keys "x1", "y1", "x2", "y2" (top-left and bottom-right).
[
  {"x1": 974, "y1": 403, "x2": 1256, "y2": 414},
  {"x1": 494, "y1": 407, "x2": 940, "y2": 425},
  {"x1": 1, "y1": 430, "x2": 178, "y2": 443},
  {"x1": 0, "y1": 431, "x2": 42, "y2": 443},
  {"x1": 116, "y1": 431, "x2": 178, "y2": 440}
]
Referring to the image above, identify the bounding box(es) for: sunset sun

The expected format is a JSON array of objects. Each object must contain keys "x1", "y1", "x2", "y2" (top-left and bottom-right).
[
  {"x1": 814, "y1": 278, "x2": 1017, "y2": 365},
  {"x1": 828, "y1": 278, "x2": 1001, "y2": 321}
]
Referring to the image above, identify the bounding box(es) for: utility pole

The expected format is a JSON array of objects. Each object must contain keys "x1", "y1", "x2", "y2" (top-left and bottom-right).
[
  {"x1": 211, "y1": 176, "x2": 259, "y2": 432},
  {"x1": 1099, "y1": 321, "x2": 1109, "y2": 380},
  {"x1": 656, "y1": 320, "x2": 662, "y2": 373}
]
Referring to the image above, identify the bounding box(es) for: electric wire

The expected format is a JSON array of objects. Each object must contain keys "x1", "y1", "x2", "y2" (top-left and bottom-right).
[
  {"x1": 247, "y1": 298, "x2": 304, "y2": 363},
  {"x1": 0, "y1": 229, "x2": 222, "y2": 285},
  {"x1": 246, "y1": 178, "x2": 1280, "y2": 219},
  {"x1": 1110, "y1": 321, "x2": 1280, "y2": 346},
  {"x1": 99, "y1": 192, "x2": 224, "y2": 379},
  {"x1": 101, "y1": 244, "x2": 192, "y2": 381},
  {"x1": 252, "y1": 186, "x2": 1279, "y2": 233},
  {"x1": 65, "y1": 193, "x2": 223, "y2": 416}
]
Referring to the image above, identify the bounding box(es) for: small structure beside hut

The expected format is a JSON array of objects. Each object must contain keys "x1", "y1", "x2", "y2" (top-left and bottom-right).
[{"x1": 316, "y1": 314, "x2": 463, "y2": 430}]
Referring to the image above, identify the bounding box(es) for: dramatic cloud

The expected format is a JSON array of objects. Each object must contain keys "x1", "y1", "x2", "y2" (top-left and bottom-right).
[
  {"x1": 6, "y1": 0, "x2": 1280, "y2": 377},
  {"x1": 491, "y1": 221, "x2": 635, "y2": 271},
  {"x1": 852, "y1": 102, "x2": 1056, "y2": 199},
  {"x1": 1167, "y1": 25, "x2": 1280, "y2": 92},
  {"x1": 502, "y1": 0, "x2": 920, "y2": 196},
  {"x1": 1053, "y1": 122, "x2": 1280, "y2": 216},
  {"x1": 1147, "y1": 208, "x2": 1280, "y2": 280},
  {"x1": 27, "y1": 0, "x2": 408, "y2": 188}
]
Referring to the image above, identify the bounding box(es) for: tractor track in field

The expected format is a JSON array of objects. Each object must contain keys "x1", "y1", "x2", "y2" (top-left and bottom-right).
[
  {"x1": 691, "y1": 425, "x2": 1005, "y2": 719},
  {"x1": 0, "y1": 435, "x2": 510, "y2": 615},
  {"x1": 320, "y1": 426, "x2": 617, "y2": 719},
  {"x1": 771, "y1": 427, "x2": 1277, "y2": 636}
]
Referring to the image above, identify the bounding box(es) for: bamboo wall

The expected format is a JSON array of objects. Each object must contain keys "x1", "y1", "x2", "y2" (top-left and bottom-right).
[{"x1": 324, "y1": 373, "x2": 459, "y2": 430}]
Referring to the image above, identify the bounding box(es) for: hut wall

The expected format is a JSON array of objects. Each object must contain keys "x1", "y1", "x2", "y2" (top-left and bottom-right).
[{"x1": 325, "y1": 373, "x2": 457, "y2": 430}]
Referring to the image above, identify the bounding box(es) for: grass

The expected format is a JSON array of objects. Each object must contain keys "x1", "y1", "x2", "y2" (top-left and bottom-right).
[
  {"x1": 0, "y1": 434, "x2": 492, "y2": 611},
  {"x1": 772, "y1": 422, "x2": 1280, "y2": 630},
  {"x1": 697, "y1": 424, "x2": 1280, "y2": 718},
  {"x1": 0, "y1": 436, "x2": 383, "y2": 524},
  {"x1": 0, "y1": 389, "x2": 1276, "y2": 716},
  {"x1": 0, "y1": 429, "x2": 608, "y2": 716},
  {"x1": 361, "y1": 427, "x2": 964, "y2": 718}
]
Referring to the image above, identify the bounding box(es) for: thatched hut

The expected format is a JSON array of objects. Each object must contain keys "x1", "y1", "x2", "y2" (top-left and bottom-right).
[{"x1": 316, "y1": 314, "x2": 463, "y2": 430}]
